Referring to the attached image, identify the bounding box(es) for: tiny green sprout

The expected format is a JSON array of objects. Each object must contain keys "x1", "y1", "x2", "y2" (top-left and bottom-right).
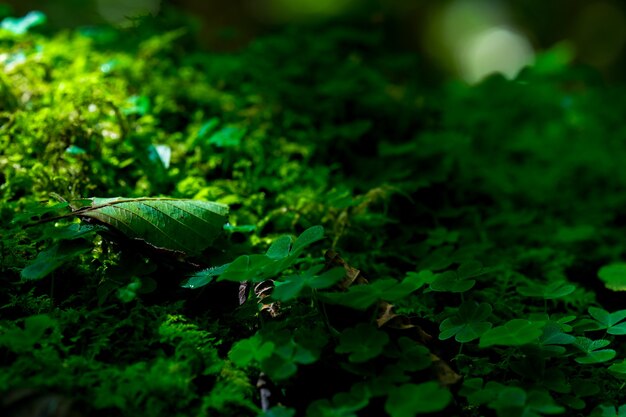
[{"x1": 439, "y1": 301, "x2": 493, "y2": 343}]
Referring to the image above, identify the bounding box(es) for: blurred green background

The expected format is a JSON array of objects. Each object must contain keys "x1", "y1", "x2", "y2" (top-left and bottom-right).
[{"x1": 2, "y1": 0, "x2": 626, "y2": 83}]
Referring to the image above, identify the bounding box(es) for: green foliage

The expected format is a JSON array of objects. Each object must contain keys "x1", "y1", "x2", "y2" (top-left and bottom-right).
[
  {"x1": 229, "y1": 324, "x2": 328, "y2": 381},
  {"x1": 4, "y1": 4, "x2": 626, "y2": 417},
  {"x1": 183, "y1": 225, "x2": 326, "y2": 288},
  {"x1": 0, "y1": 314, "x2": 58, "y2": 352},
  {"x1": 20, "y1": 239, "x2": 92, "y2": 280},
  {"x1": 0, "y1": 305, "x2": 255, "y2": 416}
]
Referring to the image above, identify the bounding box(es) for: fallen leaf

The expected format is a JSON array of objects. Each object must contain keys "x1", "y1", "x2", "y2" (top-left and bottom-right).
[
  {"x1": 324, "y1": 250, "x2": 368, "y2": 288},
  {"x1": 430, "y1": 353, "x2": 463, "y2": 386}
]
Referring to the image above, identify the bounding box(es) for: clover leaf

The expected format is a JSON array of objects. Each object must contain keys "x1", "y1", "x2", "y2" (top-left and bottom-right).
[
  {"x1": 261, "y1": 354, "x2": 298, "y2": 380},
  {"x1": 217, "y1": 254, "x2": 275, "y2": 282},
  {"x1": 574, "y1": 337, "x2": 616, "y2": 364},
  {"x1": 541, "y1": 368, "x2": 570, "y2": 394},
  {"x1": 598, "y1": 263, "x2": 626, "y2": 292},
  {"x1": 365, "y1": 364, "x2": 411, "y2": 396},
  {"x1": 488, "y1": 387, "x2": 564, "y2": 416},
  {"x1": 540, "y1": 322, "x2": 576, "y2": 346},
  {"x1": 386, "y1": 337, "x2": 431, "y2": 372},
  {"x1": 479, "y1": 319, "x2": 544, "y2": 348},
  {"x1": 249, "y1": 326, "x2": 328, "y2": 380},
  {"x1": 591, "y1": 405, "x2": 626, "y2": 417},
  {"x1": 384, "y1": 382, "x2": 451, "y2": 417},
  {"x1": 430, "y1": 261, "x2": 484, "y2": 293},
  {"x1": 335, "y1": 323, "x2": 390, "y2": 362},
  {"x1": 272, "y1": 266, "x2": 345, "y2": 301},
  {"x1": 588, "y1": 307, "x2": 626, "y2": 335},
  {"x1": 228, "y1": 334, "x2": 275, "y2": 367},
  {"x1": 320, "y1": 273, "x2": 424, "y2": 310},
  {"x1": 266, "y1": 235, "x2": 292, "y2": 260},
  {"x1": 193, "y1": 226, "x2": 326, "y2": 286},
  {"x1": 464, "y1": 382, "x2": 564, "y2": 416},
  {"x1": 517, "y1": 280, "x2": 576, "y2": 299},
  {"x1": 291, "y1": 225, "x2": 325, "y2": 255},
  {"x1": 539, "y1": 322, "x2": 576, "y2": 355},
  {"x1": 403, "y1": 270, "x2": 436, "y2": 289},
  {"x1": 439, "y1": 301, "x2": 493, "y2": 343},
  {"x1": 608, "y1": 359, "x2": 626, "y2": 378},
  {"x1": 306, "y1": 384, "x2": 370, "y2": 417}
]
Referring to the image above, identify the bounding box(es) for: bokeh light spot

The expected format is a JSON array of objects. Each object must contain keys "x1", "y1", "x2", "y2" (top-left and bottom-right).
[
  {"x1": 423, "y1": 0, "x2": 534, "y2": 83},
  {"x1": 460, "y1": 27, "x2": 534, "y2": 83}
]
